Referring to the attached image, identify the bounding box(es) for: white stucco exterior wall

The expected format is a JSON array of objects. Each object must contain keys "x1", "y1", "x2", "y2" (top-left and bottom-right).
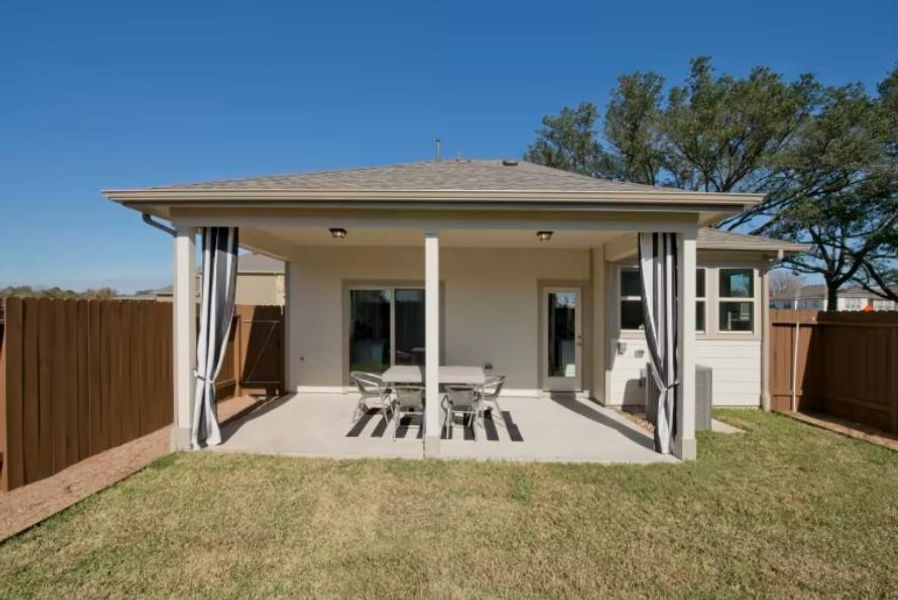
[{"x1": 286, "y1": 246, "x2": 592, "y2": 394}]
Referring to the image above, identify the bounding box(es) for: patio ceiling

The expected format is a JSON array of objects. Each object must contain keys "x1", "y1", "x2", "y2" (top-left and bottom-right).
[{"x1": 241, "y1": 225, "x2": 623, "y2": 252}]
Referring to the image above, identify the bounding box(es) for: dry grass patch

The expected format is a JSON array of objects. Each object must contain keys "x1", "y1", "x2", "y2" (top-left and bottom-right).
[{"x1": 2, "y1": 410, "x2": 898, "y2": 598}]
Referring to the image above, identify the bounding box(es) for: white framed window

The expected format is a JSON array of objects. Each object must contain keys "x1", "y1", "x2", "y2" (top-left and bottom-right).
[
  {"x1": 619, "y1": 267, "x2": 644, "y2": 331},
  {"x1": 619, "y1": 266, "x2": 710, "y2": 333},
  {"x1": 696, "y1": 268, "x2": 706, "y2": 333},
  {"x1": 718, "y1": 268, "x2": 755, "y2": 332}
]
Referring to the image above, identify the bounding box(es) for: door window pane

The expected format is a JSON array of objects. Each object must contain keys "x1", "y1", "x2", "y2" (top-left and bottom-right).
[
  {"x1": 696, "y1": 301, "x2": 706, "y2": 332},
  {"x1": 395, "y1": 289, "x2": 425, "y2": 365},
  {"x1": 548, "y1": 292, "x2": 577, "y2": 377},
  {"x1": 349, "y1": 290, "x2": 391, "y2": 373},
  {"x1": 719, "y1": 301, "x2": 753, "y2": 332}
]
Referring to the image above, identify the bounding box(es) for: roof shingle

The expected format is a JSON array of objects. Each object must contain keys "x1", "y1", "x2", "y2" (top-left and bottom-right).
[{"x1": 148, "y1": 159, "x2": 693, "y2": 193}]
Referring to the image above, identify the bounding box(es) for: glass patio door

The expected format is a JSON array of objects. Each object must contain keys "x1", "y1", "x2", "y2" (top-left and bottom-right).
[
  {"x1": 543, "y1": 287, "x2": 582, "y2": 392},
  {"x1": 349, "y1": 287, "x2": 425, "y2": 373}
]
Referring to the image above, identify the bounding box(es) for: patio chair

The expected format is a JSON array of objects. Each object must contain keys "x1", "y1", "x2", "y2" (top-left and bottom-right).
[
  {"x1": 391, "y1": 385, "x2": 425, "y2": 440},
  {"x1": 443, "y1": 384, "x2": 482, "y2": 440},
  {"x1": 479, "y1": 375, "x2": 506, "y2": 417},
  {"x1": 349, "y1": 371, "x2": 391, "y2": 424}
]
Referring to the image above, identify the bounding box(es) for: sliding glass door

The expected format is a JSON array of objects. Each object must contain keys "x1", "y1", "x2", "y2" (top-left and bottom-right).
[
  {"x1": 349, "y1": 289, "x2": 392, "y2": 373},
  {"x1": 394, "y1": 289, "x2": 425, "y2": 365},
  {"x1": 349, "y1": 287, "x2": 425, "y2": 373}
]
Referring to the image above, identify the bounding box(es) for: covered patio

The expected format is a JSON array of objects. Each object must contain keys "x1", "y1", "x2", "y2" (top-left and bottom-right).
[
  {"x1": 212, "y1": 392, "x2": 676, "y2": 464},
  {"x1": 105, "y1": 159, "x2": 764, "y2": 463}
]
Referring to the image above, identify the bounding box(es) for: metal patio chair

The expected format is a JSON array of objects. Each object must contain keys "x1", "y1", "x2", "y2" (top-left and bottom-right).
[
  {"x1": 391, "y1": 384, "x2": 425, "y2": 440},
  {"x1": 443, "y1": 384, "x2": 482, "y2": 440},
  {"x1": 349, "y1": 371, "x2": 391, "y2": 424}
]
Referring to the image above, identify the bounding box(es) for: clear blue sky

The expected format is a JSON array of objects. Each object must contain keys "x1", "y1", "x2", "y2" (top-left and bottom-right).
[{"x1": 1, "y1": 0, "x2": 896, "y2": 292}]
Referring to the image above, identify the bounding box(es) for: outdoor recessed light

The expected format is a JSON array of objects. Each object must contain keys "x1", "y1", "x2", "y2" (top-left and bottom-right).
[
  {"x1": 329, "y1": 228, "x2": 347, "y2": 240},
  {"x1": 537, "y1": 231, "x2": 553, "y2": 242}
]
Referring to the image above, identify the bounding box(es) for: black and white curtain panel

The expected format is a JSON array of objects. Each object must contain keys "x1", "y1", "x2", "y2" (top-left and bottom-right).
[
  {"x1": 638, "y1": 232, "x2": 679, "y2": 454},
  {"x1": 192, "y1": 227, "x2": 239, "y2": 448}
]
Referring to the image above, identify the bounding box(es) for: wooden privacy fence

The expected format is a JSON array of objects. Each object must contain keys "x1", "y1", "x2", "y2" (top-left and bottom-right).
[
  {"x1": 0, "y1": 298, "x2": 284, "y2": 491},
  {"x1": 769, "y1": 310, "x2": 898, "y2": 434}
]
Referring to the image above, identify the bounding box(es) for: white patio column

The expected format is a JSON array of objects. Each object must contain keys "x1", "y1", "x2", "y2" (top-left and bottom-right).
[
  {"x1": 675, "y1": 227, "x2": 697, "y2": 460},
  {"x1": 423, "y1": 231, "x2": 441, "y2": 457},
  {"x1": 172, "y1": 224, "x2": 197, "y2": 450}
]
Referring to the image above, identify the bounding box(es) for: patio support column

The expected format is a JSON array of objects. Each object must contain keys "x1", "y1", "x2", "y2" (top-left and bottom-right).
[
  {"x1": 172, "y1": 224, "x2": 197, "y2": 451},
  {"x1": 674, "y1": 227, "x2": 697, "y2": 460},
  {"x1": 424, "y1": 231, "x2": 441, "y2": 457}
]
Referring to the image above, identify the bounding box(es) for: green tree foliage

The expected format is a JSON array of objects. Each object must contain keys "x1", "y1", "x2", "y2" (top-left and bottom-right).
[
  {"x1": 524, "y1": 102, "x2": 612, "y2": 177},
  {"x1": 0, "y1": 286, "x2": 120, "y2": 299},
  {"x1": 766, "y1": 82, "x2": 898, "y2": 307},
  {"x1": 524, "y1": 58, "x2": 898, "y2": 309}
]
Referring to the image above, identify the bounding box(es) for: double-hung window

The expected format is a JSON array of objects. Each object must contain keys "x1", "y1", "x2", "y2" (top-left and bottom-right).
[
  {"x1": 620, "y1": 266, "x2": 708, "y2": 333},
  {"x1": 718, "y1": 269, "x2": 755, "y2": 332},
  {"x1": 696, "y1": 268, "x2": 706, "y2": 333},
  {"x1": 619, "y1": 267, "x2": 644, "y2": 331}
]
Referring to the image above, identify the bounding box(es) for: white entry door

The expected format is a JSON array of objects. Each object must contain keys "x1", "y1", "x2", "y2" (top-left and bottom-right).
[{"x1": 543, "y1": 287, "x2": 582, "y2": 392}]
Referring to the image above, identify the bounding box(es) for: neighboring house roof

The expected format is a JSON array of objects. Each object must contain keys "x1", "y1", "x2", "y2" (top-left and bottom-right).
[
  {"x1": 146, "y1": 254, "x2": 283, "y2": 298},
  {"x1": 103, "y1": 159, "x2": 763, "y2": 209},
  {"x1": 696, "y1": 228, "x2": 810, "y2": 253},
  {"x1": 236, "y1": 253, "x2": 284, "y2": 274},
  {"x1": 771, "y1": 284, "x2": 883, "y2": 301},
  {"x1": 797, "y1": 284, "x2": 874, "y2": 299}
]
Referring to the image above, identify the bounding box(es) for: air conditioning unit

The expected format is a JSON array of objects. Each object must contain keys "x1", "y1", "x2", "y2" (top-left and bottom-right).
[{"x1": 645, "y1": 363, "x2": 713, "y2": 431}]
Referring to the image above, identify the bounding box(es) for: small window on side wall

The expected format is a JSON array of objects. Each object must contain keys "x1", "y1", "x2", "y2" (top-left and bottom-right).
[
  {"x1": 620, "y1": 267, "x2": 644, "y2": 331},
  {"x1": 696, "y1": 268, "x2": 706, "y2": 333},
  {"x1": 719, "y1": 268, "x2": 755, "y2": 332}
]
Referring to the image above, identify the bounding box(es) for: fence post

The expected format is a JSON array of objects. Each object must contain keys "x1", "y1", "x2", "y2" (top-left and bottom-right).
[{"x1": 791, "y1": 321, "x2": 800, "y2": 412}]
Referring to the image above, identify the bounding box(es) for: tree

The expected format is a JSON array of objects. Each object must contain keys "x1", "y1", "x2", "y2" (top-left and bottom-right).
[
  {"x1": 852, "y1": 67, "x2": 898, "y2": 304},
  {"x1": 524, "y1": 102, "x2": 612, "y2": 177},
  {"x1": 767, "y1": 81, "x2": 898, "y2": 310},
  {"x1": 603, "y1": 72, "x2": 666, "y2": 184},
  {"x1": 769, "y1": 270, "x2": 805, "y2": 302},
  {"x1": 663, "y1": 57, "x2": 818, "y2": 202},
  {"x1": 524, "y1": 58, "x2": 898, "y2": 310}
]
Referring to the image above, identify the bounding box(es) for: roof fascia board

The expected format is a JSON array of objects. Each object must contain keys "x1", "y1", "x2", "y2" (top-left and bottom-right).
[{"x1": 104, "y1": 188, "x2": 763, "y2": 207}]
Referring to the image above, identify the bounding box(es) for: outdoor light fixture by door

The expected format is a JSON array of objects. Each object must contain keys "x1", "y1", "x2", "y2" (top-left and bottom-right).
[
  {"x1": 536, "y1": 231, "x2": 553, "y2": 241},
  {"x1": 329, "y1": 228, "x2": 347, "y2": 240}
]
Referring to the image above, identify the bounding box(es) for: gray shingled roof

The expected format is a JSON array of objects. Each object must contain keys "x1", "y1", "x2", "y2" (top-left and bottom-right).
[
  {"x1": 697, "y1": 228, "x2": 809, "y2": 252},
  {"x1": 148, "y1": 159, "x2": 691, "y2": 193}
]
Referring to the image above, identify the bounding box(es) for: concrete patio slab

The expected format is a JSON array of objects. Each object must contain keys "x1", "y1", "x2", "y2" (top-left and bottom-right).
[{"x1": 212, "y1": 393, "x2": 677, "y2": 464}]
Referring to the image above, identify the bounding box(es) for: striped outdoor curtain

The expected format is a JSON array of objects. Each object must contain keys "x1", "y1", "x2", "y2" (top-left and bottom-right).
[
  {"x1": 191, "y1": 227, "x2": 239, "y2": 448},
  {"x1": 638, "y1": 232, "x2": 679, "y2": 454}
]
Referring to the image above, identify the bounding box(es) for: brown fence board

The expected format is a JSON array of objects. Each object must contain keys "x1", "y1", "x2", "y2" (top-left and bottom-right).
[
  {"x1": 75, "y1": 300, "x2": 90, "y2": 461},
  {"x1": 0, "y1": 299, "x2": 282, "y2": 491},
  {"x1": 3, "y1": 298, "x2": 24, "y2": 489},
  {"x1": 770, "y1": 310, "x2": 898, "y2": 435},
  {"x1": 34, "y1": 299, "x2": 53, "y2": 480}
]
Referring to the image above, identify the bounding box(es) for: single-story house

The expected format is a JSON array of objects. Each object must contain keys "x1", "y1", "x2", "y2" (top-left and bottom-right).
[
  {"x1": 131, "y1": 253, "x2": 286, "y2": 305},
  {"x1": 770, "y1": 283, "x2": 897, "y2": 312},
  {"x1": 104, "y1": 159, "x2": 805, "y2": 461}
]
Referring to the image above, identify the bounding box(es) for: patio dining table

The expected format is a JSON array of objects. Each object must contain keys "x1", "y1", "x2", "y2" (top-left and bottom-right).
[{"x1": 382, "y1": 365, "x2": 486, "y2": 386}]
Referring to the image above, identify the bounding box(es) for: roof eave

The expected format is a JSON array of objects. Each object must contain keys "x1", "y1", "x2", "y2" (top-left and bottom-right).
[{"x1": 103, "y1": 188, "x2": 764, "y2": 207}]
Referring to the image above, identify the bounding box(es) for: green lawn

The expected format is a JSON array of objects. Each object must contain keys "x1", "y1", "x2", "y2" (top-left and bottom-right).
[{"x1": 2, "y1": 411, "x2": 898, "y2": 599}]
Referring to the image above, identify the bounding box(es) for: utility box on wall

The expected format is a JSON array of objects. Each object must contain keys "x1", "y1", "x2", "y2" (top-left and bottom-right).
[{"x1": 645, "y1": 364, "x2": 713, "y2": 431}]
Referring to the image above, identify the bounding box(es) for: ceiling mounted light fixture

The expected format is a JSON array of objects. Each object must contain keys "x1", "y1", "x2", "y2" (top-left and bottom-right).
[
  {"x1": 329, "y1": 228, "x2": 347, "y2": 240},
  {"x1": 536, "y1": 231, "x2": 553, "y2": 242}
]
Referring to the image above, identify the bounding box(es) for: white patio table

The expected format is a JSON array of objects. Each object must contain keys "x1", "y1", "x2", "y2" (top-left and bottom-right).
[{"x1": 382, "y1": 365, "x2": 486, "y2": 386}]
